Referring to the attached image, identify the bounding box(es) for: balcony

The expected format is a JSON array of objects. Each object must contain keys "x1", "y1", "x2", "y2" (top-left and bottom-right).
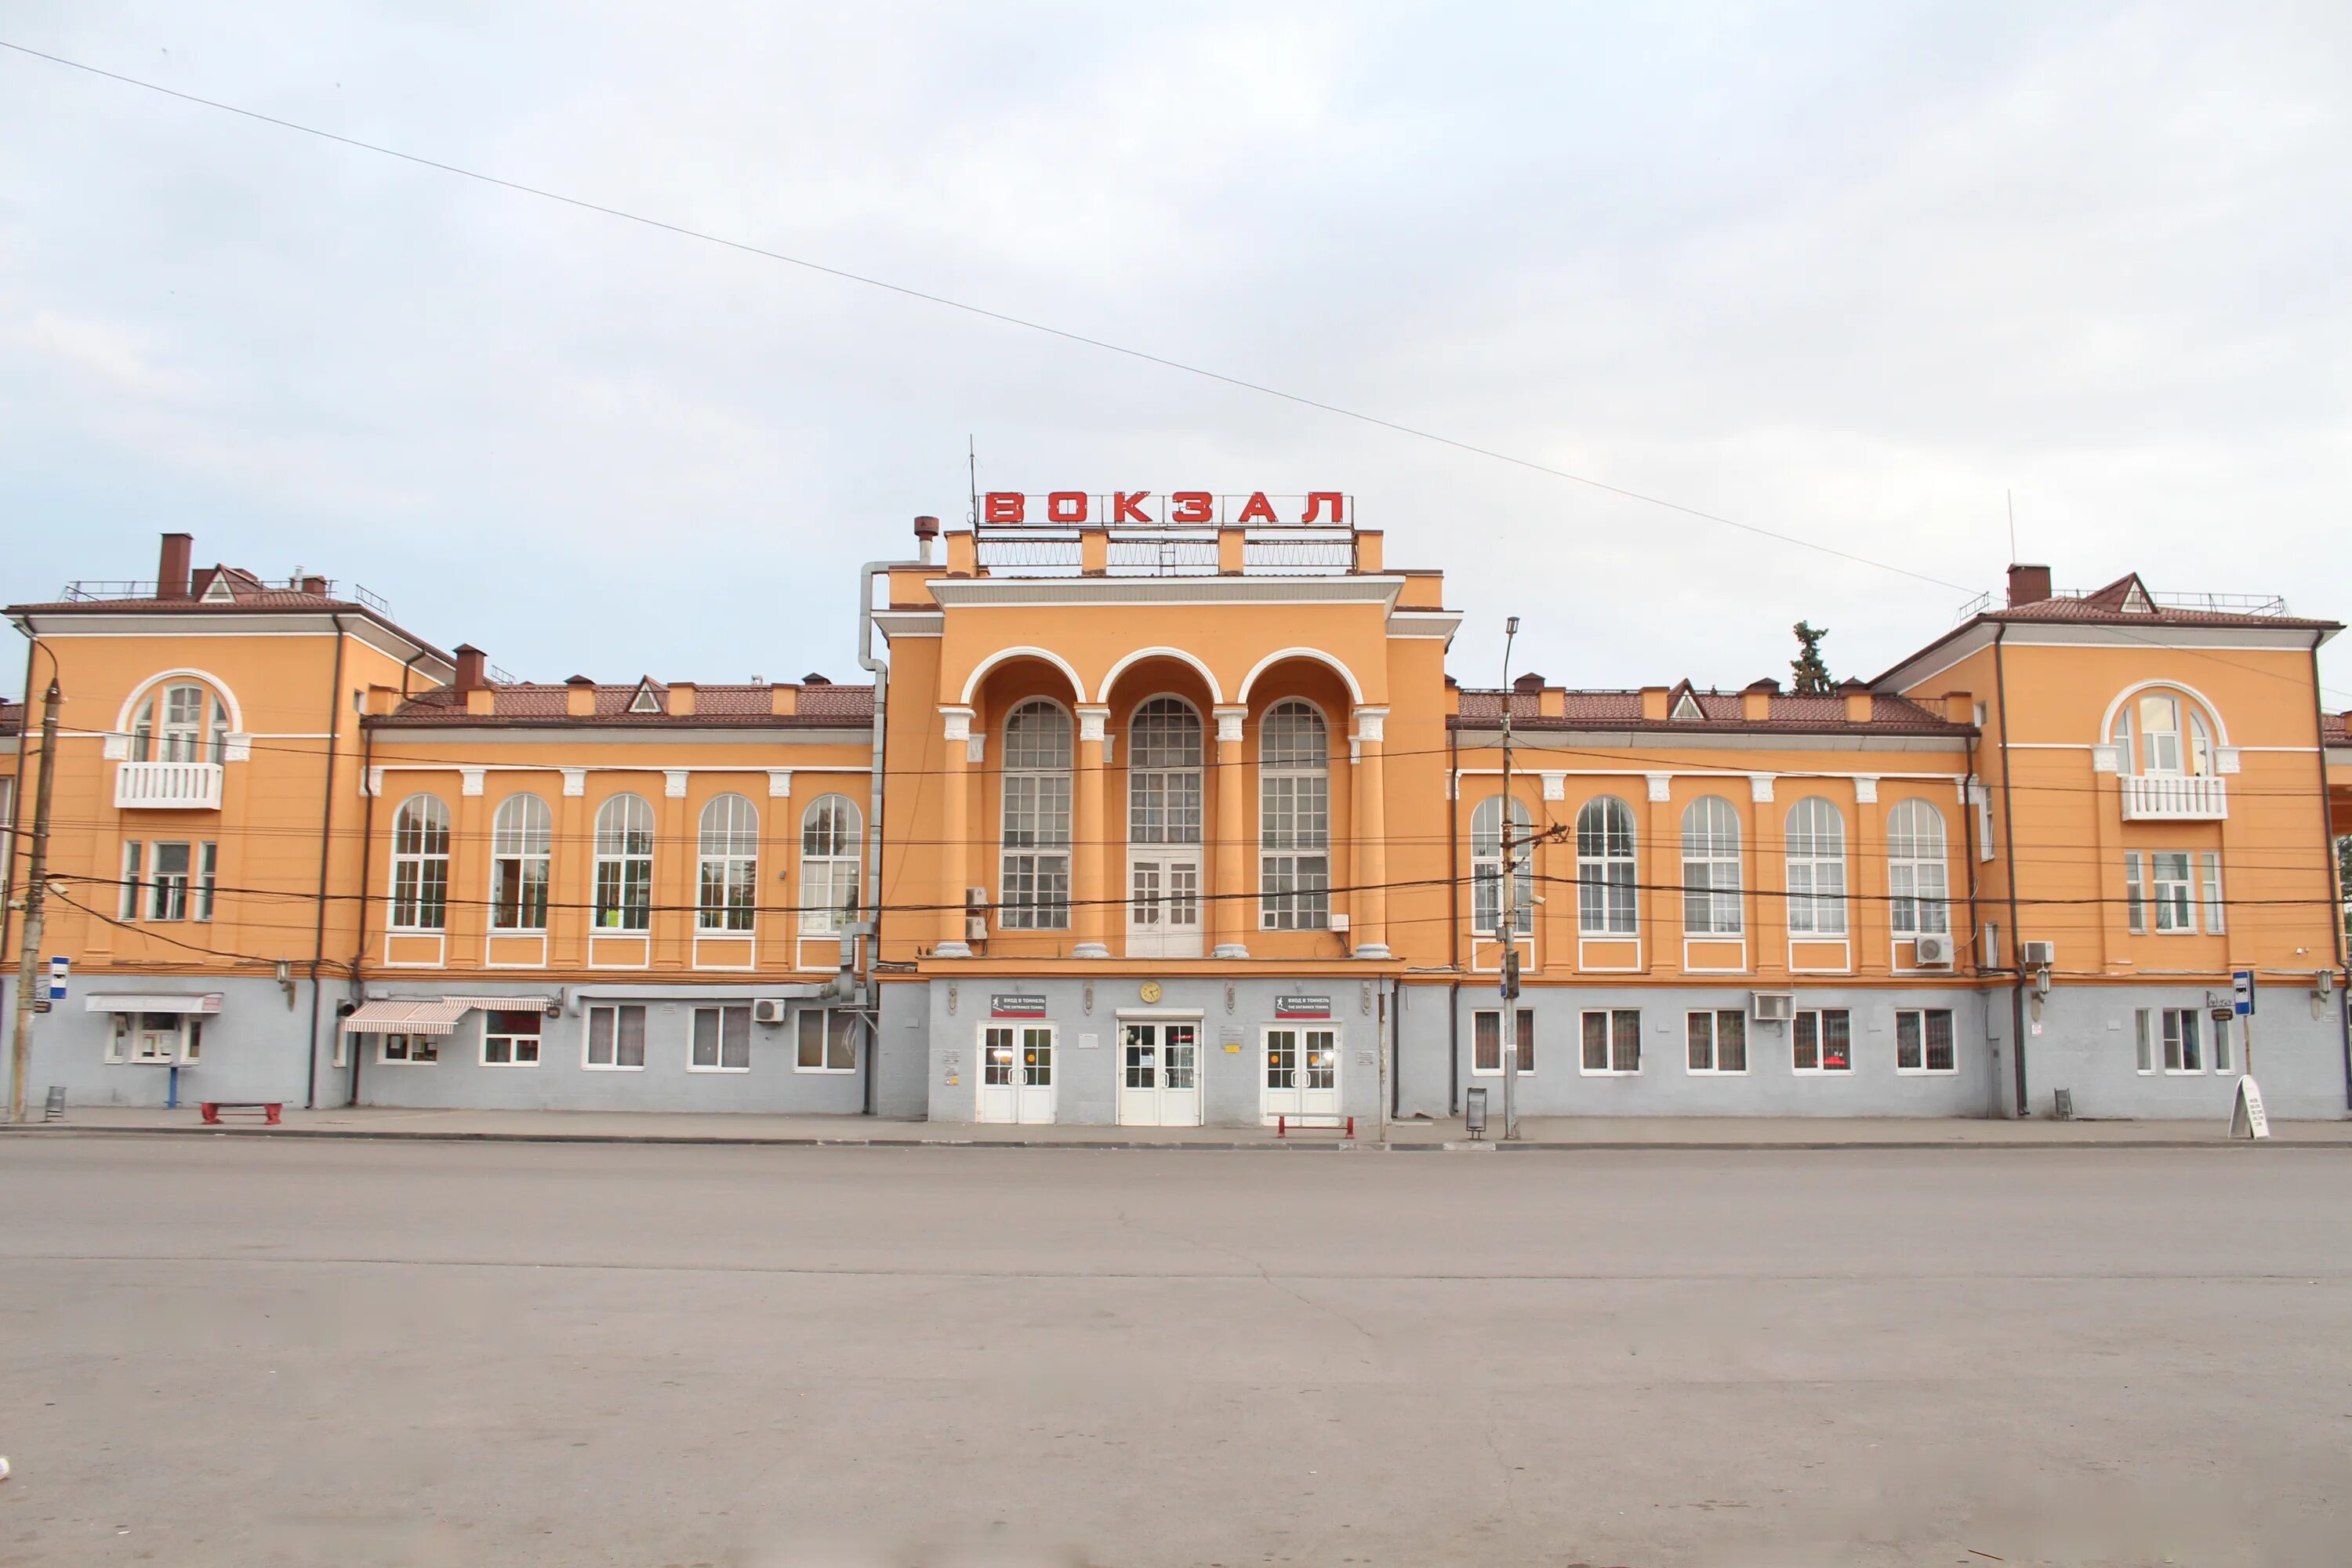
[
  {"x1": 115, "y1": 760, "x2": 223, "y2": 810},
  {"x1": 2120, "y1": 772, "x2": 2227, "y2": 822}
]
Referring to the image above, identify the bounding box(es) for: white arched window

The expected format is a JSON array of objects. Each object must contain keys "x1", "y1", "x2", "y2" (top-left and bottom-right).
[
  {"x1": 1128, "y1": 697, "x2": 1203, "y2": 846},
  {"x1": 490, "y1": 793, "x2": 551, "y2": 931},
  {"x1": 593, "y1": 793, "x2": 655, "y2": 931},
  {"x1": 1576, "y1": 795, "x2": 1639, "y2": 936},
  {"x1": 132, "y1": 680, "x2": 228, "y2": 763},
  {"x1": 1785, "y1": 797, "x2": 1847, "y2": 936},
  {"x1": 389, "y1": 793, "x2": 450, "y2": 931},
  {"x1": 1681, "y1": 796, "x2": 1743, "y2": 936},
  {"x1": 697, "y1": 793, "x2": 759, "y2": 932},
  {"x1": 2112, "y1": 690, "x2": 2216, "y2": 776},
  {"x1": 1258, "y1": 699, "x2": 1330, "y2": 930},
  {"x1": 1471, "y1": 794, "x2": 1534, "y2": 936},
  {"x1": 1886, "y1": 798, "x2": 1950, "y2": 938},
  {"x1": 800, "y1": 794, "x2": 862, "y2": 935},
  {"x1": 1000, "y1": 700, "x2": 1073, "y2": 929}
]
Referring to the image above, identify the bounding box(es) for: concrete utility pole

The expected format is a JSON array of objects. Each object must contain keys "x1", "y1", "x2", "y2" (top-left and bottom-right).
[
  {"x1": 9, "y1": 680, "x2": 61, "y2": 1123},
  {"x1": 1499, "y1": 616, "x2": 1521, "y2": 1142}
]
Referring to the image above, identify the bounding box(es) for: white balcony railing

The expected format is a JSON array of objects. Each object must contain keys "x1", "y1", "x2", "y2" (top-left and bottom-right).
[
  {"x1": 114, "y1": 760, "x2": 224, "y2": 810},
  {"x1": 2120, "y1": 772, "x2": 2227, "y2": 821}
]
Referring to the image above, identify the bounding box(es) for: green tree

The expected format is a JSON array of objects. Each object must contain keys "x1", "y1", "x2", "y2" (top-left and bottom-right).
[
  {"x1": 2337, "y1": 833, "x2": 2351, "y2": 940},
  {"x1": 1790, "y1": 621, "x2": 1834, "y2": 695}
]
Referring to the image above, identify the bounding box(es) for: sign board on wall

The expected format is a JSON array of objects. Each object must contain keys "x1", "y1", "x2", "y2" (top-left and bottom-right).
[
  {"x1": 1274, "y1": 996, "x2": 1332, "y2": 1019},
  {"x1": 990, "y1": 995, "x2": 1047, "y2": 1018}
]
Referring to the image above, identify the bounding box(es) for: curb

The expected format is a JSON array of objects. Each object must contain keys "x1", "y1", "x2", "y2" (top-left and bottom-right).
[{"x1": 5, "y1": 1123, "x2": 2344, "y2": 1153}]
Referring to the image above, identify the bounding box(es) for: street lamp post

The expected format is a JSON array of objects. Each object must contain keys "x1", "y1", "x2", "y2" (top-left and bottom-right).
[{"x1": 1499, "y1": 616, "x2": 1521, "y2": 1141}]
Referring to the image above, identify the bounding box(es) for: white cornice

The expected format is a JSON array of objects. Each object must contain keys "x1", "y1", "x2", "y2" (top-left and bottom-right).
[
  {"x1": 1386, "y1": 609, "x2": 1461, "y2": 640},
  {"x1": 873, "y1": 610, "x2": 945, "y2": 637},
  {"x1": 12, "y1": 609, "x2": 453, "y2": 677}
]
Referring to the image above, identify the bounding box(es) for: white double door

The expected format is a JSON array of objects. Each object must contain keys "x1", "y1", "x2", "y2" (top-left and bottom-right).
[
  {"x1": 1118, "y1": 1021, "x2": 1202, "y2": 1126},
  {"x1": 977, "y1": 1024, "x2": 1056, "y2": 1123},
  {"x1": 1261, "y1": 1026, "x2": 1340, "y2": 1123},
  {"x1": 1127, "y1": 851, "x2": 1203, "y2": 957}
]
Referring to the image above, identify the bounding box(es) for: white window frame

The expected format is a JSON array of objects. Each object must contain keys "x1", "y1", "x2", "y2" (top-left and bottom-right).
[
  {"x1": 2151, "y1": 850, "x2": 2195, "y2": 933},
  {"x1": 1681, "y1": 795, "x2": 1744, "y2": 937},
  {"x1": 2139, "y1": 1007, "x2": 2207, "y2": 1074},
  {"x1": 1000, "y1": 699, "x2": 1074, "y2": 931},
  {"x1": 696, "y1": 793, "x2": 760, "y2": 933},
  {"x1": 376, "y1": 1031, "x2": 440, "y2": 1065},
  {"x1": 1580, "y1": 1007, "x2": 1642, "y2": 1076},
  {"x1": 108, "y1": 1012, "x2": 201, "y2": 1064},
  {"x1": 1127, "y1": 696, "x2": 1204, "y2": 847},
  {"x1": 583, "y1": 1002, "x2": 647, "y2": 1070},
  {"x1": 2125, "y1": 849, "x2": 2148, "y2": 935},
  {"x1": 1574, "y1": 795, "x2": 1639, "y2": 937},
  {"x1": 799, "y1": 794, "x2": 862, "y2": 936},
  {"x1": 593, "y1": 793, "x2": 655, "y2": 932},
  {"x1": 1893, "y1": 1008, "x2": 1957, "y2": 1074},
  {"x1": 1685, "y1": 1009, "x2": 1748, "y2": 1074},
  {"x1": 795, "y1": 1007, "x2": 859, "y2": 1073},
  {"x1": 1471, "y1": 793, "x2": 1534, "y2": 937},
  {"x1": 134, "y1": 680, "x2": 227, "y2": 764},
  {"x1": 491, "y1": 793, "x2": 553, "y2": 932},
  {"x1": 390, "y1": 793, "x2": 452, "y2": 932},
  {"x1": 1791, "y1": 1007, "x2": 1853, "y2": 1074},
  {"x1": 2199, "y1": 851, "x2": 2225, "y2": 935},
  {"x1": 1886, "y1": 799, "x2": 1950, "y2": 938},
  {"x1": 480, "y1": 1009, "x2": 543, "y2": 1067},
  {"x1": 689, "y1": 1004, "x2": 753, "y2": 1073},
  {"x1": 1470, "y1": 1007, "x2": 1534, "y2": 1076},
  {"x1": 1784, "y1": 797, "x2": 1847, "y2": 937},
  {"x1": 1258, "y1": 699, "x2": 1331, "y2": 931}
]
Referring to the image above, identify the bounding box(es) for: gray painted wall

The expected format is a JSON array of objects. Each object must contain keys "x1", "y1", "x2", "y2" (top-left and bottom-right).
[
  {"x1": 2018, "y1": 983, "x2": 2350, "y2": 1121},
  {"x1": 5, "y1": 975, "x2": 315, "y2": 1109},
  {"x1": 924, "y1": 973, "x2": 1389, "y2": 1127},
  {"x1": 873, "y1": 980, "x2": 931, "y2": 1118}
]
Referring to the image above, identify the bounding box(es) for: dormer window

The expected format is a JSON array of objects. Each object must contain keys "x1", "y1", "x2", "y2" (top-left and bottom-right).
[
  {"x1": 628, "y1": 678, "x2": 663, "y2": 714},
  {"x1": 2120, "y1": 583, "x2": 2154, "y2": 614},
  {"x1": 1671, "y1": 691, "x2": 1705, "y2": 721}
]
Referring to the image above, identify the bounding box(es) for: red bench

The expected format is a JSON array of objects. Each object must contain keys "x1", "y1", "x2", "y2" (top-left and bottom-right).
[
  {"x1": 200, "y1": 1102, "x2": 283, "y2": 1125},
  {"x1": 1276, "y1": 1114, "x2": 1355, "y2": 1139}
]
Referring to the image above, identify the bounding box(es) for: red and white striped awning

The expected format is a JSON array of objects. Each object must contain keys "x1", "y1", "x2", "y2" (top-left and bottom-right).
[
  {"x1": 341, "y1": 1000, "x2": 469, "y2": 1036},
  {"x1": 440, "y1": 996, "x2": 554, "y2": 1013}
]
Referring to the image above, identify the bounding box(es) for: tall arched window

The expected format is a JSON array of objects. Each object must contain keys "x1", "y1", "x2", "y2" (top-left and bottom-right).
[
  {"x1": 1000, "y1": 700, "x2": 1073, "y2": 929},
  {"x1": 1681, "y1": 796, "x2": 1743, "y2": 936},
  {"x1": 1785, "y1": 797, "x2": 1847, "y2": 936},
  {"x1": 593, "y1": 793, "x2": 655, "y2": 931},
  {"x1": 1886, "y1": 798, "x2": 1949, "y2": 938},
  {"x1": 697, "y1": 793, "x2": 759, "y2": 932},
  {"x1": 1576, "y1": 795, "x2": 1639, "y2": 935},
  {"x1": 1128, "y1": 698, "x2": 1203, "y2": 846},
  {"x1": 132, "y1": 680, "x2": 228, "y2": 763},
  {"x1": 390, "y1": 793, "x2": 450, "y2": 931},
  {"x1": 800, "y1": 794, "x2": 862, "y2": 935},
  {"x1": 1471, "y1": 794, "x2": 1534, "y2": 936},
  {"x1": 490, "y1": 793, "x2": 551, "y2": 931},
  {"x1": 1258, "y1": 699, "x2": 1330, "y2": 930}
]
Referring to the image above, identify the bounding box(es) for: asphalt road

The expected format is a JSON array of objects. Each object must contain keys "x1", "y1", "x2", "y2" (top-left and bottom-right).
[{"x1": 2, "y1": 1138, "x2": 2347, "y2": 1566}]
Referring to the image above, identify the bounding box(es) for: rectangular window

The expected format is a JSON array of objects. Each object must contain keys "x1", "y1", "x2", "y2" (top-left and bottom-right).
[
  {"x1": 795, "y1": 1007, "x2": 857, "y2": 1073},
  {"x1": 585, "y1": 1004, "x2": 647, "y2": 1069},
  {"x1": 112, "y1": 1011, "x2": 197, "y2": 1063},
  {"x1": 379, "y1": 1031, "x2": 440, "y2": 1065},
  {"x1": 1000, "y1": 771, "x2": 1073, "y2": 930},
  {"x1": 692, "y1": 1005, "x2": 753, "y2": 1072},
  {"x1": 1581, "y1": 1008, "x2": 1641, "y2": 1074},
  {"x1": 1471, "y1": 1008, "x2": 1534, "y2": 1075},
  {"x1": 195, "y1": 841, "x2": 217, "y2": 922},
  {"x1": 2125, "y1": 851, "x2": 2147, "y2": 935},
  {"x1": 2134, "y1": 1009, "x2": 2154, "y2": 1073},
  {"x1": 2160, "y1": 1007, "x2": 2201, "y2": 1073},
  {"x1": 2199, "y1": 852, "x2": 2225, "y2": 935},
  {"x1": 1792, "y1": 1009, "x2": 1853, "y2": 1073},
  {"x1": 482, "y1": 1010, "x2": 542, "y2": 1066},
  {"x1": 147, "y1": 841, "x2": 193, "y2": 921},
  {"x1": 120, "y1": 840, "x2": 143, "y2": 920},
  {"x1": 1894, "y1": 1009, "x2": 1956, "y2": 1073},
  {"x1": 2213, "y1": 1014, "x2": 2234, "y2": 1074},
  {"x1": 1259, "y1": 770, "x2": 1332, "y2": 931},
  {"x1": 2152, "y1": 852, "x2": 2194, "y2": 932},
  {"x1": 1686, "y1": 1010, "x2": 1747, "y2": 1073}
]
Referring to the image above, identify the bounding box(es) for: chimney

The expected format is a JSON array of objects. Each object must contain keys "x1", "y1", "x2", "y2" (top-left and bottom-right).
[
  {"x1": 299, "y1": 574, "x2": 328, "y2": 597},
  {"x1": 802, "y1": 672, "x2": 831, "y2": 686},
  {"x1": 1841, "y1": 677, "x2": 1873, "y2": 724},
  {"x1": 1639, "y1": 685, "x2": 1669, "y2": 721},
  {"x1": 1742, "y1": 677, "x2": 1778, "y2": 721},
  {"x1": 670, "y1": 681, "x2": 697, "y2": 717},
  {"x1": 453, "y1": 644, "x2": 488, "y2": 692},
  {"x1": 1512, "y1": 672, "x2": 1544, "y2": 694},
  {"x1": 771, "y1": 683, "x2": 799, "y2": 717},
  {"x1": 158, "y1": 532, "x2": 194, "y2": 600},
  {"x1": 1945, "y1": 691, "x2": 1976, "y2": 725},
  {"x1": 2006, "y1": 564, "x2": 2052, "y2": 608},
  {"x1": 565, "y1": 675, "x2": 596, "y2": 717},
  {"x1": 1539, "y1": 687, "x2": 1564, "y2": 719},
  {"x1": 913, "y1": 514, "x2": 940, "y2": 565}
]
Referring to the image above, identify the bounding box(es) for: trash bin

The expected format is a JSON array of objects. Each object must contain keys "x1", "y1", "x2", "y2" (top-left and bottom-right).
[{"x1": 1464, "y1": 1086, "x2": 1488, "y2": 1139}]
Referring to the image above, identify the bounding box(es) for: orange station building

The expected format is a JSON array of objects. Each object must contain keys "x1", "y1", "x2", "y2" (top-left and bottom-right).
[{"x1": 6, "y1": 506, "x2": 2350, "y2": 1123}]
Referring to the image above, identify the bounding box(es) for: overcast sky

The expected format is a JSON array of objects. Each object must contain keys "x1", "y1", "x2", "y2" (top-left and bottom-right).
[{"x1": 3, "y1": 3, "x2": 2347, "y2": 702}]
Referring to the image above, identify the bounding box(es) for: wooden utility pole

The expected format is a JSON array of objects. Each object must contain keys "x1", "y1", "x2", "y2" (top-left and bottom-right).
[
  {"x1": 9, "y1": 680, "x2": 61, "y2": 1122},
  {"x1": 1499, "y1": 617, "x2": 1521, "y2": 1141}
]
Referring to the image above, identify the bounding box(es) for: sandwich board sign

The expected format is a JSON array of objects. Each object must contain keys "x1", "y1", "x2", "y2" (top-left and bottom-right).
[{"x1": 2230, "y1": 1076, "x2": 2270, "y2": 1140}]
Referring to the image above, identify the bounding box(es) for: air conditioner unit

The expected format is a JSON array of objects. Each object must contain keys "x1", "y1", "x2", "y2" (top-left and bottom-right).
[
  {"x1": 751, "y1": 998, "x2": 790, "y2": 1026},
  {"x1": 964, "y1": 887, "x2": 989, "y2": 944},
  {"x1": 1330, "y1": 913, "x2": 1351, "y2": 933},
  {"x1": 1912, "y1": 934, "x2": 1954, "y2": 967},
  {"x1": 1751, "y1": 991, "x2": 1795, "y2": 1022},
  {"x1": 966, "y1": 916, "x2": 989, "y2": 942},
  {"x1": 2020, "y1": 940, "x2": 2057, "y2": 968}
]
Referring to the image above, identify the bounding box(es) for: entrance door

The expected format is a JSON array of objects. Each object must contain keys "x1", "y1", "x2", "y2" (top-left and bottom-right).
[
  {"x1": 977, "y1": 1024, "x2": 1056, "y2": 1123},
  {"x1": 1126, "y1": 697, "x2": 1205, "y2": 958},
  {"x1": 1118, "y1": 1021, "x2": 1202, "y2": 1126},
  {"x1": 1261, "y1": 1026, "x2": 1340, "y2": 1123}
]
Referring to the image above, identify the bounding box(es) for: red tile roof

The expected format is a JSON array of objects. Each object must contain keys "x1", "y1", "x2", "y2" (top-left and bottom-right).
[
  {"x1": 8, "y1": 565, "x2": 449, "y2": 661},
  {"x1": 1454, "y1": 688, "x2": 1966, "y2": 734},
  {"x1": 2325, "y1": 713, "x2": 2349, "y2": 746},
  {"x1": 372, "y1": 681, "x2": 874, "y2": 728}
]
